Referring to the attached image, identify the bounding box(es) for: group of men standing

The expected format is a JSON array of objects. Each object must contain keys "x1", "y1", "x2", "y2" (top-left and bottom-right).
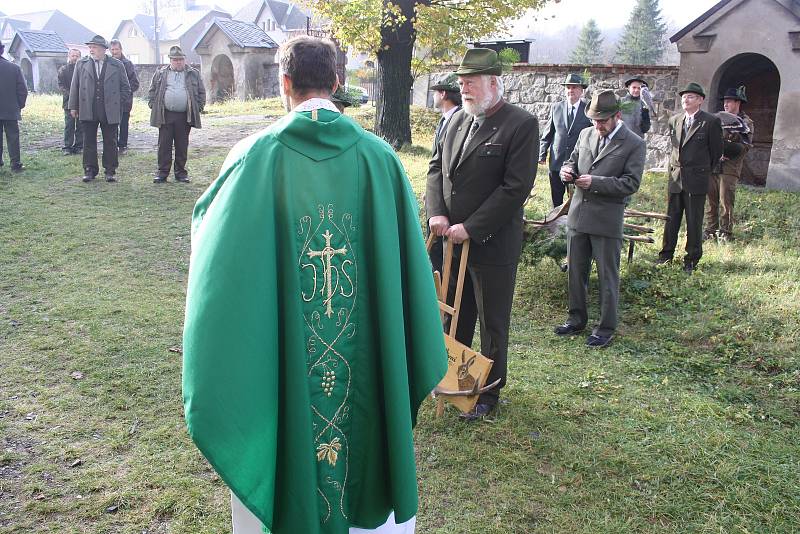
[{"x1": 56, "y1": 35, "x2": 205, "y2": 183}]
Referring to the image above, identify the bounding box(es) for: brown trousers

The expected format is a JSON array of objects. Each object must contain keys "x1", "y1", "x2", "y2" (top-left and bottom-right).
[{"x1": 705, "y1": 173, "x2": 737, "y2": 235}]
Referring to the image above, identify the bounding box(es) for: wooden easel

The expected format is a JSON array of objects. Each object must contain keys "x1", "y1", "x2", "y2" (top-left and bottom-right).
[{"x1": 426, "y1": 235, "x2": 498, "y2": 417}]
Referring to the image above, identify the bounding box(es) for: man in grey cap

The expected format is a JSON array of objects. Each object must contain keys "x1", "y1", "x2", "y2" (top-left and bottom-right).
[
  {"x1": 148, "y1": 45, "x2": 205, "y2": 183},
  {"x1": 555, "y1": 90, "x2": 645, "y2": 348},
  {"x1": 539, "y1": 73, "x2": 592, "y2": 207},
  {"x1": 69, "y1": 35, "x2": 132, "y2": 182}
]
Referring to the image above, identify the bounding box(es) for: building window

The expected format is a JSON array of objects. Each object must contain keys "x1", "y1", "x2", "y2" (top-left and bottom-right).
[
  {"x1": 129, "y1": 27, "x2": 138, "y2": 38},
  {"x1": 262, "y1": 21, "x2": 267, "y2": 31}
]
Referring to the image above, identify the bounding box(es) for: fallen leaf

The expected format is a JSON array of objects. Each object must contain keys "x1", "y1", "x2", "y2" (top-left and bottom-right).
[
  {"x1": 168, "y1": 346, "x2": 183, "y2": 354},
  {"x1": 106, "y1": 505, "x2": 119, "y2": 514},
  {"x1": 33, "y1": 494, "x2": 45, "y2": 500},
  {"x1": 69, "y1": 459, "x2": 82, "y2": 468},
  {"x1": 70, "y1": 371, "x2": 84, "y2": 380}
]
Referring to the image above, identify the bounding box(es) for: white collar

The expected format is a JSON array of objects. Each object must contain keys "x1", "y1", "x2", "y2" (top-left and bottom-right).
[
  {"x1": 442, "y1": 105, "x2": 459, "y2": 123},
  {"x1": 605, "y1": 119, "x2": 624, "y2": 141},
  {"x1": 293, "y1": 97, "x2": 341, "y2": 114}
]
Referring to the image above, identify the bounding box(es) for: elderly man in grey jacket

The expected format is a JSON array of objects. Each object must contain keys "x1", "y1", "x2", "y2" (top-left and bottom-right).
[
  {"x1": 147, "y1": 46, "x2": 205, "y2": 183},
  {"x1": 69, "y1": 35, "x2": 131, "y2": 182}
]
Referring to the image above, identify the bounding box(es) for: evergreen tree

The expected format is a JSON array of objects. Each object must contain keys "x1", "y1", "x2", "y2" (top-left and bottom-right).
[
  {"x1": 615, "y1": 0, "x2": 668, "y2": 65},
  {"x1": 570, "y1": 19, "x2": 605, "y2": 64}
]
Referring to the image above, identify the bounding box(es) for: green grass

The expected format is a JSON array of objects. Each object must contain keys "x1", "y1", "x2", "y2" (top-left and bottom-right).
[{"x1": 1, "y1": 95, "x2": 799, "y2": 533}]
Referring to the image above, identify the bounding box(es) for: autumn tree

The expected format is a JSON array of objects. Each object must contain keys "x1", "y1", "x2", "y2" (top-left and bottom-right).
[
  {"x1": 302, "y1": 0, "x2": 551, "y2": 148},
  {"x1": 569, "y1": 19, "x2": 604, "y2": 64}
]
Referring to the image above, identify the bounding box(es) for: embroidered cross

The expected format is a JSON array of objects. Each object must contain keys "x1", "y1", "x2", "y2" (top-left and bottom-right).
[{"x1": 307, "y1": 230, "x2": 348, "y2": 318}]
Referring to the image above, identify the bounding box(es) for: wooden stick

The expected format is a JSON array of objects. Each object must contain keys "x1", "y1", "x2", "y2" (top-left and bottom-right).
[
  {"x1": 624, "y1": 222, "x2": 655, "y2": 233},
  {"x1": 623, "y1": 234, "x2": 655, "y2": 243},
  {"x1": 624, "y1": 209, "x2": 669, "y2": 220},
  {"x1": 448, "y1": 240, "x2": 470, "y2": 338}
]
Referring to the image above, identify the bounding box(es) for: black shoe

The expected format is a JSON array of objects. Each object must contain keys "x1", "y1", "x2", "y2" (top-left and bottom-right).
[
  {"x1": 586, "y1": 334, "x2": 613, "y2": 348},
  {"x1": 11, "y1": 164, "x2": 24, "y2": 173},
  {"x1": 62, "y1": 149, "x2": 72, "y2": 155},
  {"x1": 554, "y1": 322, "x2": 585, "y2": 336},
  {"x1": 72, "y1": 148, "x2": 83, "y2": 154},
  {"x1": 81, "y1": 174, "x2": 96, "y2": 182},
  {"x1": 702, "y1": 231, "x2": 716, "y2": 242},
  {"x1": 105, "y1": 173, "x2": 116, "y2": 182},
  {"x1": 118, "y1": 147, "x2": 127, "y2": 155},
  {"x1": 459, "y1": 403, "x2": 497, "y2": 422},
  {"x1": 655, "y1": 256, "x2": 672, "y2": 265},
  {"x1": 175, "y1": 175, "x2": 190, "y2": 183},
  {"x1": 153, "y1": 176, "x2": 167, "y2": 183},
  {"x1": 683, "y1": 262, "x2": 695, "y2": 274}
]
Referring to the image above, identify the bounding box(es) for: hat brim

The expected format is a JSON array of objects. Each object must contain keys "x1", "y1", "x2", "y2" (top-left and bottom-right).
[
  {"x1": 169, "y1": 54, "x2": 186, "y2": 59},
  {"x1": 585, "y1": 108, "x2": 618, "y2": 120},
  {"x1": 561, "y1": 82, "x2": 588, "y2": 89},
  {"x1": 429, "y1": 84, "x2": 459, "y2": 92},
  {"x1": 624, "y1": 78, "x2": 647, "y2": 87},
  {"x1": 679, "y1": 89, "x2": 705, "y2": 98},
  {"x1": 454, "y1": 66, "x2": 502, "y2": 76},
  {"x1": 85, "y1": 41, "x2": 108, "y2": 48},
  {"x1": 722, "y1": 95, "x2": 747, "y2": 103}
]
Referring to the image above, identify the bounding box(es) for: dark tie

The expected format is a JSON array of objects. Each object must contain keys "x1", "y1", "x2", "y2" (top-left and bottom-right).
[
  {"x1": 435, "y1": 116, "x2": 445, "y2": 142},
  {"x1": 567, "y1": 105, "x2": 574, "y2": 127},
  {"x1": 465, "y1": 119, "x2": 480, "y2": 146}
]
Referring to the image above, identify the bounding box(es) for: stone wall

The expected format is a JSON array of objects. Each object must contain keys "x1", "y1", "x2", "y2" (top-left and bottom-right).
[{"x1": 415, "y1": 64, "x2": 681, "y2": 170}]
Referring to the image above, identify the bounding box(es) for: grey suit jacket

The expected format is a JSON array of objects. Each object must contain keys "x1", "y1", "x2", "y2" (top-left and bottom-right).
[
  {"x1": 667, "y1": 110, "x2": 723, "y2": 194},
  {"x1": 562, "y1": 122, "x2": 645, "y2": 239},
  {"x1": 539, "y1": 99, "x2": 592, "y2": 171},
  {"x1": 68, "y1": 55, "x2": 131, "y2": 125},
  {"x1": 426, "y1": 101, "x2": 539, "y2": 265}
]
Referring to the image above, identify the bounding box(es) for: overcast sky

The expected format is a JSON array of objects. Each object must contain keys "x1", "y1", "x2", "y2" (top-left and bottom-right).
[{"x1": 1, "y1": 0, "x2": 719, "y2": 41}]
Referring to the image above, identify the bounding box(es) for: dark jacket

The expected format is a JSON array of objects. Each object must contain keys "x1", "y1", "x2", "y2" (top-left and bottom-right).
[
  {"x1": 118, "y1": 54, "x2": 140, "y2": 111},
  {"x1": 0, "y1": 57, "x2": 28, "y2": 121},
  {"x1": 426, "y1": 101, "x2": 539, "y2": 265},
  {"x1": 147, "y1": 65, "x2": 205, "y2": 128},
  {"x1": 667, "y1": 110, "x2": 724, "y2": 194},
  {"x1": 539, "y1": 99, "x2": 592, "y2": 172},
  {"x1": 717, "y1": 112, "x2": 754, "y2": 177},
  {"x1": 57, "y1": 62, "x2": 77, "y2": 110},
  {"x1": 562, "y1": 122, "x2": 646, "y2": 239},
  {"x1": 68, "y1": 55, "x2": 131, "y2": 125}
]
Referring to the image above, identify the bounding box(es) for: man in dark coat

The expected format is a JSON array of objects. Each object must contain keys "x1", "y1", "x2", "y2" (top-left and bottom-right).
[
  {"x1": 69, "y1": 35, "x2": 132, "y2": 182},
  {"x1": 539, "y1": 73, "x2": 592, "y2": 207},
  {"x1": 0, "y1": 42, "x2": 28, "y2": 172},
  {"x1": 657, "y1": 82, "x2": 723, "y2": 273},
  {"x1": 555, "y1": 90, "x2": 645, "y2": 348},
  {"x1": 147, "y1": 45, "x2": 206, "y2": 183},
  {"x1": 110, "y1": 39, "x2": 140, "y2": 155},
  {"x1": 57, "y1": 49, "x2": 83, "y2": 155},
  {"x1": 426, "y1": 48, "x2": 539, "y2": 421}
]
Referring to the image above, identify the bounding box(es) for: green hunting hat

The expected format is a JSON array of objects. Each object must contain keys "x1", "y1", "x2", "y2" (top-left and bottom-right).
[
  {"x1": 430, "y1": 73, "x2": 460, "y2": 92},
  {"x1": 584, "y1": 89, "x2": 621, "y2": 120},
  {"x1": 168, "y1": 45, "x2": 186, "y2": 58},
  {"x1": 330, "y1": 87, "x2": 357, "y2": 108},
  {"x1": 85, "y1": 35, "x2": 109, "y2": 48},
  {"x1": 624, "y1": 75, "x2": 648, "y2": 87},
  {"x1": 561, "y1": 73, "x2": 588, "y2": 88},
  {"x1": 454, "y1": 48, "x2": 502, "y2": 76},
  {"x1": 679, "y1": 82, "x2": 705, "y2": 98},
  {"x1": 722, "y1": 85, "x2": 747, "y2": 103}
]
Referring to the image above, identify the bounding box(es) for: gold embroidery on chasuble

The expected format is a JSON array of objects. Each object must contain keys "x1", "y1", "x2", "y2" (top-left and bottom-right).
[{"x1": 298, "y1": 204, "x2": 357, "y2": 523}]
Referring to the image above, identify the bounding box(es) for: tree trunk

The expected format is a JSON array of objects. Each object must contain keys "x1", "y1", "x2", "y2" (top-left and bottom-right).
[{"x1": 375, "y1": 0, "x2": 416, "y2": 149}]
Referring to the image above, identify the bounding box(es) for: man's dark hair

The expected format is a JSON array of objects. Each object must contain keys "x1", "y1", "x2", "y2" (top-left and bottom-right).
[
  {"x1": 445, "y1": 90, "x2": 462, "y2": 107},
  {"x1": 109, "y1": 39, "x2": 122, "y2": 48},
  {"x1": 279, "y1": 36, "x2": 337, "y2": 95}
]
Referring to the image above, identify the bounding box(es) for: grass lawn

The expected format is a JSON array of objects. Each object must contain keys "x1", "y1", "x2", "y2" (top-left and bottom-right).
[{"x1": 1, "y1": 95, "x2": 798, "y2": 533}]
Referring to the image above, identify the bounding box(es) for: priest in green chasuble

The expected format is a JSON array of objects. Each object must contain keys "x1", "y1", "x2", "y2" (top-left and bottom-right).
[{"x1": 182, "y1": 36, "x2": 447, "y2": 534}]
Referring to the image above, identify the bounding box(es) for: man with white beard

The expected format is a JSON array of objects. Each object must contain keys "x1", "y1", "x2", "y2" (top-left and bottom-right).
[{"x1": 426, "y1": 48, "x2": 539, "y2": 421}]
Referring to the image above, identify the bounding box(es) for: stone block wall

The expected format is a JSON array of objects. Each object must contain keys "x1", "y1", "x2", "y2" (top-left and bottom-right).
[{"x1": 415, "y1": 63, "x2": 681, "y2": 170}]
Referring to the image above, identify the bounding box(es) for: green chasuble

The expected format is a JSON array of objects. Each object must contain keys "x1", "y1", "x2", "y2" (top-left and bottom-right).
[{"x1": 182, "y1": 108, "x2": 447, "y2": 534}]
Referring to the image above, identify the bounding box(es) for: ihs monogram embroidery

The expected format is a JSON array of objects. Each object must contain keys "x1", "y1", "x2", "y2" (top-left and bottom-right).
[{"x1": 298, "y1": 204, "x2": 357, "y2": 523}]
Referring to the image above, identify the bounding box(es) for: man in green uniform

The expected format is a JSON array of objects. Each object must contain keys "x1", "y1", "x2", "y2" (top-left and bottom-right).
[
  {"x1": 182, "y1": 36, "x2": 447, "y2": 534},
  {"x1": 704, "y1": 86, "x2": 754, "y2": 242}
]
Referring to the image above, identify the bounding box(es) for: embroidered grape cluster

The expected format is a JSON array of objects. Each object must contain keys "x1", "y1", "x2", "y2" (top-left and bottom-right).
[{"x1": 321, "y1": 371, "x2": 336, "y2": 397}]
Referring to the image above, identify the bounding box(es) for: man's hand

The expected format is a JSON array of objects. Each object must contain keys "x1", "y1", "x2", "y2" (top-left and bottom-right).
[
  {"x1": 538, "y1": 159, "x2": 546, "y2": 165},
  {"x1": 445, "y1": 223, "x2": 470, "y2": 244},
  {"x1": 575, "y1": 175, "x2": 593, "y2": 189},
  {"x1": 70, "y1": 110, "x2": 78, "y2": 118},
  {"x1": 429, "y1": 215, "x2": 450, "y2": 237},
  {"x1": 560, "y1": 166, "x2": 576, "y2": 182}
]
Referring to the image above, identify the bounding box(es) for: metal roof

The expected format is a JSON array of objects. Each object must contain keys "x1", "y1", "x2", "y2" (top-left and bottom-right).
[
  {"x1": 5, "y1": 10, "x2": 96, "y2": 45},
  {"x1": 11, "y1": 29, "x2": 68, "y2": 54},
  {"x1": 205, "y1": 17, "x2": 279, "y2": 48}
]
